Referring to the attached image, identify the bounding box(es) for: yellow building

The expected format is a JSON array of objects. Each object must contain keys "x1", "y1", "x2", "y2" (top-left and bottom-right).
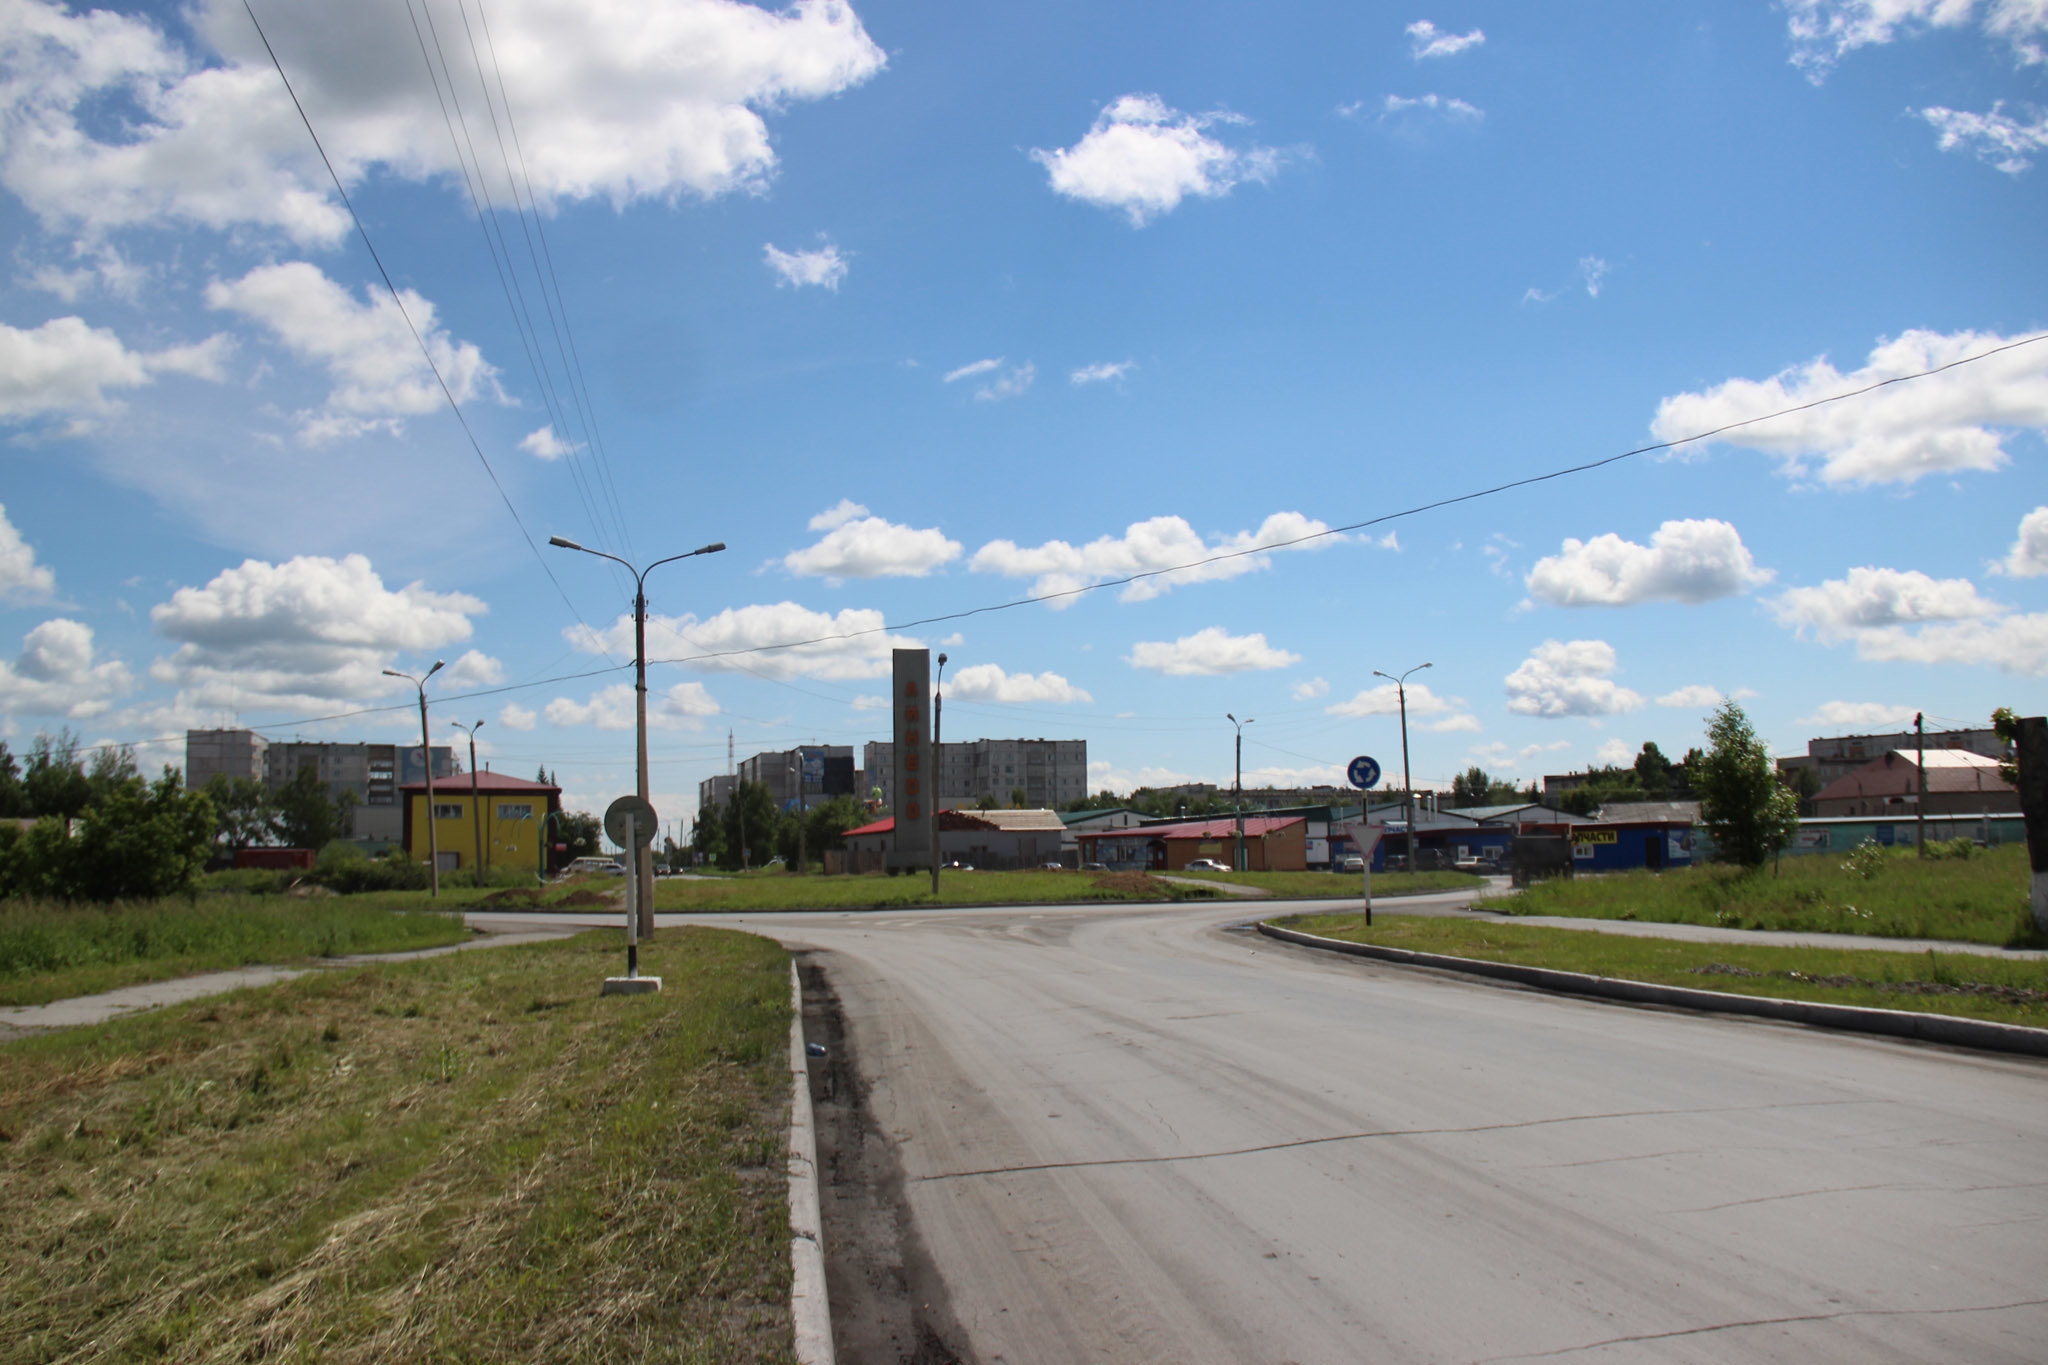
[{"x1": 401, "y1": 771, "x2": 563, "y2": 875}]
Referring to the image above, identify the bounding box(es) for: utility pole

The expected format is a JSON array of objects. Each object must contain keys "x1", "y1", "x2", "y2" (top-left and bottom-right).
[
  {"x1": 1374, "y1": 663, "x2": 1432, "y2": 875},
  {"x1": 452, "y1": 719, "x2": 485, "y2": 879},
  {"x1": 384, "y1": 661, "x2": 445, "y2": 897},
  {"x1": 931, "y1": 654, "x2": 948, "y2": 895},
  {"x1": 1916, "y1": 711, "x2": 1927, "y2": 856},
  {"x1": 1228, "y1": 713, "x2": 1254, "y2": 871}
]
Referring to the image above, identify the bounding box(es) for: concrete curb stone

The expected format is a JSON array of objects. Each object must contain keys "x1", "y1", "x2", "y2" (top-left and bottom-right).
[
  {"x1": 1256, "y1": 920, "x2": 2048, "y2": 1059},
  {"x1": 787, "y1": 961, "x2": 834, "y2": 1365}
]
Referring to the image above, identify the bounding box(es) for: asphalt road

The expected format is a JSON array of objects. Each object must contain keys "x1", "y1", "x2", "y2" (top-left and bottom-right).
[{"x1": 475, "y1": 898, "x2": 2048, "y2": 1363}]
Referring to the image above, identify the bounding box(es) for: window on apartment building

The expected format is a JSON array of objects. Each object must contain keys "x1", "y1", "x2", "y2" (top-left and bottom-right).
[
  {"x1": 433, "y1": 803, "x2": 464, "y2": 819},
  {"x1": 497, "y1": 803, "x2": 534, "y2": 820}
]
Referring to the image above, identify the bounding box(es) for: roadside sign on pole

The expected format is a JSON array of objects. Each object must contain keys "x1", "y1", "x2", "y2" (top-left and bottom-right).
[
  {"x1": 1347, "y1": 755, "x2": 1381, "y2": 791},
  {"x1": 604, "y1": 794, "x2": 658, "y2": 850}
]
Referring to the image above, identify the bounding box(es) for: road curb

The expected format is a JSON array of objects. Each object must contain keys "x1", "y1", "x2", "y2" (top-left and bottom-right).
[
  {"x1": 1256, "y1": 921, "x2": 2048, "y2": 1059},
  {"x1": 787, "y1": 961, "x2": 834, "y2": 1365}
]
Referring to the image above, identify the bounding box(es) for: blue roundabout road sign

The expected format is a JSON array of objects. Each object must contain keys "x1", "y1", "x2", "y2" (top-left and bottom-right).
[{"x1": 1347, "y1": 755, "x2": 1381, "y2": 791}]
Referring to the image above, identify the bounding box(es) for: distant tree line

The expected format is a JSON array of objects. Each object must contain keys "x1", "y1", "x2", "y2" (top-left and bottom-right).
[{"x1": 687, "y1": 781, "x2": 867, "y2": 871}]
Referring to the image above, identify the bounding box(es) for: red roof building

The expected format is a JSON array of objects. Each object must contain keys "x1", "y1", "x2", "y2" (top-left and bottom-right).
[
  {"x1": 1810, "y1": 750, "x2": 2016, "y2": 819},
  {"x1": 1077, "y1": 814, "x2": 1308, "y2": 872}
]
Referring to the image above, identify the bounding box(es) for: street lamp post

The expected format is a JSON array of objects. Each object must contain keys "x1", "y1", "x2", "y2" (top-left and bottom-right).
[
  {"x1": 384, "y1": 660, "x2": 446, "y2": 897},
  {"x1": 452, "y1": 719, "x2": 486, "y2": 879},
  {"x1": 1373, "y1": 663, "x2": 1432, "y2": 876},
  {"x1": 931, "y1": 653, "x2": 947, "y2": 895},
  {"x1": 789, "y1": 753, "x2": 806, "y2": 875},
  {"x1": 1227, "y1": 712, "x2": 1254, "y2": 872},
  {"x1": 550, "y1": 535, "x2": 725, "y2": 938}
]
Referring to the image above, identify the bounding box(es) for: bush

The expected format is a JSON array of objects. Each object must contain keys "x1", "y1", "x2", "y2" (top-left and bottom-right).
[
  {"x1": 315, "y1": 849, "x2": 431, "y2": 894},
  {"x1": 1842, "y1": 839, "x2": 1890, "y2": 881},
  {"x1": 199, "y1": 868, "x2": 289, "y2": 895},
  {"x1": 1927, "y1": 837, "x2": 1978, "y2": 860}
]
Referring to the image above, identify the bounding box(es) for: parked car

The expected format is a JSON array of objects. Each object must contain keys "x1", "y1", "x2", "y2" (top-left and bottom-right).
[
  {"x1": 942, "y1": 859, "x2": 974, "y2": 870},
  {"x1": 1081, "y1": 861, "x2": 1107, "y2": 871},
  {"x1": 1040, "y1": 860, "x2": 1065, "y2": 870},
  {"x1": 563, "y1": 856, "x2": 624, "y2": 877},
  {"x1": 1183, "y1": 858, "x2": 1230, "y2": 872},
  {"x1": 1340, "y1": 855, "x2": 1364, "y2": 873}
]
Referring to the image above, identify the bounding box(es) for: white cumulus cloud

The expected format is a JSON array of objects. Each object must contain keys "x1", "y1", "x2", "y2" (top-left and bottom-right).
[
  {"x1": 946, "y1": 664, "x2": 1093, "y2": 704},
  {"x1": 1996, "y1": 506, "x2": 2048, "y2": 576},
  {"x1": 1504, "y1": 639, "x2": 1645, "y2": 717},
  {"x1": 1785, "y1": 0, "x2": 2048, "y2": 80},
  {"x1": 149, "y1": 553, "x2": 484, "y2": 712},
  {"x1": 0, "y1": 315, "x2": 228, "y2": 423},
  {"x1": 809, "y1": 498, "x2": 869, "y2": 531},
  {"x1": 1771, "y1": 567, "x2": 2001, "y2": 639},
  {"x1": 1525, "y1": 519, "x2": 1774, "y2": 607},
  {"x1": 1381, "y1": 93, "x2": 1484, "y2": 121},
  {"x1": 1292, "y1": 676, "x2": 1330, "y2": 700},
  {"x1": 784, "y1": 512, "x2": 962, "y2": 580},
  {"x1": 1407, "y1": 20, "x2": 1485, "y2": 59},
  {"x1": 1126, "y1": 627, "x2": 1300, "y2": 676},
  {"x1": 1797, "y1": 700, "x2": 1922, "y2": 729},
  {"x1": 0, "y1": 618, "x2": 133, "y2": 719},
  {"x1": 498, "y1": 703, "x2": 538, "y2": 732},
  {"x1": 1325, "y1": 681, "x2": 1461, "y2": 718},
  {"x1": 972, "y1": 510, "x2": 1339, "y2": 607},
  {"x1": 568, "y1": 601, "x2": 922, "y2": 680},
  {"x1": 206, "y1": 262, "x2": 499, "y2": 442},
  {"x1": 764, "y1": 241, "x2": 849, "y2": 291},
  {"x1": 0, "y1": 0, "x2": 886, "y2": 244},
  {"x1": 1921, "y1": 103, "x2": 2048, "y2": 173},
  {"x1": 1071, "y1": 361, "x2": 1134, "y2": 385},
  {"x1": 1030, "y1": 93, "x2": 1282, "y2": 227},
  {"x1": 520, "y1": 426, "x2": 576, "y2": 460},
  {"x1": 1656, "y1": 684, "x2": 1728, "y2": 709},
  {"x1": 1649, "y1": 328, "x2": 2048, "y2": 486},
  {"x1": 546, "y1": 681, "x2": 718, "y2": 731},
  {"x1": 0, "y1": 505, "x2": 57, "y2": 604}
]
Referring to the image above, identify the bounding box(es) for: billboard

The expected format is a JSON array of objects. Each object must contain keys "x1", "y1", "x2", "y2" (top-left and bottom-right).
[{"x1": 890, "y1": 649, "x2": 932, "y2": 868}]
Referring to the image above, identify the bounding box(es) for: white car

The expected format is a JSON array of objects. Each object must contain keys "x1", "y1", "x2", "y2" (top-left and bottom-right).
[{"x1": 1183, "y1": 858, "x2": 1231, "y2": 872}]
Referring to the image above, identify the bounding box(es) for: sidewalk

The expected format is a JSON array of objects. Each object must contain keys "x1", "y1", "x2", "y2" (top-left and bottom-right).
[{"x1": 0, "y1": 928, "x2": 575, "y2": 1038}]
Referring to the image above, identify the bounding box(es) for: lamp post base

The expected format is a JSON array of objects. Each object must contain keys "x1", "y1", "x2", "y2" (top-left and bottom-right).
[{"x1": 601, "y1": 976, "x2": 663, "y2": 996}]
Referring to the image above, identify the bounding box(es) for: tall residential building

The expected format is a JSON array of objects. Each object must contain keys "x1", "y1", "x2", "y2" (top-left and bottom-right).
[
  {"x1": 1784, "y1": 727, "x2": 2009, "y2": 789},
  {"x1": 187, "y1": 731, "x2": 454, "y2": 844},
  {"x1": 725, "y1": 746, "x2": 857, "y2": 811},
  {"x1": 184, "y1": 728, "x2": 267, "y2": 788},
  {"x1": 862, "y1": 738, "x2": 1086, "y2": 810}
]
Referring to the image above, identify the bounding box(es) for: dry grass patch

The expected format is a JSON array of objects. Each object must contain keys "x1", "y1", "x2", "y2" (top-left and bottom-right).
[{"x1": 0, "y1": 928, "x2": 794, "y2": 1364}]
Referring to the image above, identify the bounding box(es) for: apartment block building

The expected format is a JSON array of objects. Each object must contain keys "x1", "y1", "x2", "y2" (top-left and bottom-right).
[
  {"x1": 184, "y1": 730, "x2": 455, "y2": 844},
  {"x1": 862, "y1": 737, "x2": 1086, "y2": 810}
]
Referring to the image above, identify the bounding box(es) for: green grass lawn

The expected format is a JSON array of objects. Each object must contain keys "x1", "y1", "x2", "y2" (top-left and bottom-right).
[
  {"x1": 1486, "y1": 843, "x2": 2039, "y2": 947},
  {"x1": 0, "y1": 896, "x2": 473, "y2": 1007},
  {"x1": 1274, "y1": 912, "x2": 2048, "y2": 1030},
  {"x1": 1164, "y1": 868, "x2": 1485, "y2": 898},
  {"x1": 0, "y1": 928, "x2": 795, "y2": 1364}
]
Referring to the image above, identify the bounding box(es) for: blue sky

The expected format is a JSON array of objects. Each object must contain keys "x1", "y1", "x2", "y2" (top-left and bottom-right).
[{"x1": 1, "y1": 0, "x2": 2043, "y2": 834}]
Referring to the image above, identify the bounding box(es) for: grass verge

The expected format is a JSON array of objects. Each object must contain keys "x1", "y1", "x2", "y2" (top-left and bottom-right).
[
  {"x1": 640, "y1": 869, "x2": 1221, "y2": 913},
  {"x1": 1274, "y1": 912, "x2": 2048, "y2": 1029},
  {"x1": 0, "y1": 927, "x2": 794, "y2": 1364},
  {"x1": 0, "y1": 896, "x2": 472, "y2": 1007},
  {"x1": 1164, "y1": 868, "x2": 1484, "y2": 898},
  {"x1": 1485, "y1": 844, "x2": 2038, "y2": 947}
]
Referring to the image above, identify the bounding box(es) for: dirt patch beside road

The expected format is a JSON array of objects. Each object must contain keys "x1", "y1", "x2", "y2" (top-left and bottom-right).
[{"x1": 800, "y1": 956, "x2": 972, "y2": 1364}]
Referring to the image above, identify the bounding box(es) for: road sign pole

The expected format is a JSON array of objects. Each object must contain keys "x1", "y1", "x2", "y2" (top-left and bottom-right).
[
  {"x1": 624, "y1": 812, "x2": 639, "y2": 979},
  {"x1": 602, "y1": 794, "x2": 662, "y2": 995}
]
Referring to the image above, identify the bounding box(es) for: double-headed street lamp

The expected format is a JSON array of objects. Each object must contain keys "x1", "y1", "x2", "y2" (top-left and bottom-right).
[
  {"x1": 549, "y1": 535, "x2": 725, "y2": 938},
  {"x1": 450, "y1": 719, "x2": 485, "y2": 879},
  {"x1": 1373, "y1": 662, "x2": 1432, "y2": 875},
  {"x1": 1227, "y1": 712, "x2": 1254, "y2": 872},
  {"x1": 384, "y1": 659, "x2": 446, "y2": 896}
]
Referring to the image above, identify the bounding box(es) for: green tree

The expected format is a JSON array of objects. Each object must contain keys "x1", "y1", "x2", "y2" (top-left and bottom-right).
[
  {"x1": 23, "y1": 730, "x2": 91, "y2": 819},
  {"x1": 1451, "y1": 766, "x2": 1493, "y2": 806},
  {"x1": 1695, "y1": 701, "x2": 1800, "y2": 868},
  {"x1": 274, "y1": 763, "x2": 344, "y2": 849},
  {"x1": 557, "y1": 811, "x2": 603, "y2": 861},
  {"x1": 688, "y1": 800, "x2": 727, "y2": 867},
  {"x1": 203, "y1": 774, "x2": 280, "y2": 853},
  {"x1": 1557, "y1": 767, "x2": 1645, "y2": 817},
  {"x1": 1633, "y1": 742, "x2": 1671, "y2": 797},
  {"x1": 0, "y1": 769, "x2": 215, "y2": 900},
  {"x1": 0, "y1": 741, "x2": 23, "y2": 818},
  {"x1": 719, "y1": 781, "x2": 778, "y2": 870}
]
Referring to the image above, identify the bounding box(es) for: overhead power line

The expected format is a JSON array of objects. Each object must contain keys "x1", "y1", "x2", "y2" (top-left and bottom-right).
[
  {"x1": 240, "y1": 0, "x2": 601, "y2": 639},
  {"x1": 77, "y1": 300, "x2": 2046, "y2": 759}
]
